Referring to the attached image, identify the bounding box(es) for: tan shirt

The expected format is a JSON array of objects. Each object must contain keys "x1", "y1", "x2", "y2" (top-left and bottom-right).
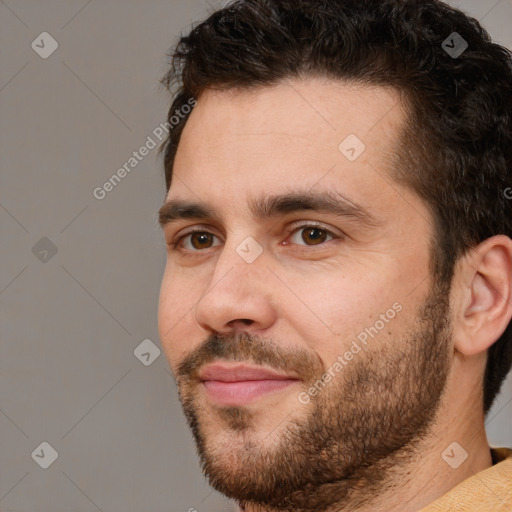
[{"x1": 419, "y1": 446, "x2": 512, "y2": 511}]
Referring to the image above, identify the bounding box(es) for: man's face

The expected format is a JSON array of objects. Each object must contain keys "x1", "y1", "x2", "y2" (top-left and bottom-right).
[{"x1": 158, "y1": 78, "x2": 453, "y2": 510}]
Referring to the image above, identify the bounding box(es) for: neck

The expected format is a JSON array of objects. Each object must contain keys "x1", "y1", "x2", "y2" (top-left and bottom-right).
[
  {"x1": 240, "y1": 364, "x2": 492, "y2": 512},
  {"x1": 240, "y1": 435, "x2": 491, "y2": 512}
]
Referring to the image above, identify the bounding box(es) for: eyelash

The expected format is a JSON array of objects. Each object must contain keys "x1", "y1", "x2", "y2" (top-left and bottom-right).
[{"x1": 169, "y1": 222, "x2": 342, "y2": 253}]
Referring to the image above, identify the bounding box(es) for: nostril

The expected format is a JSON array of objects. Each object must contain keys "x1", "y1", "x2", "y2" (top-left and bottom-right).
[{"x1": 228, "y1": 319, "x2": 254, "y2": 327}]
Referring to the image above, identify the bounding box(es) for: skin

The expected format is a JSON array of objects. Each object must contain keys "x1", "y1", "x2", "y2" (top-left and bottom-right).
[{"x1": 157, "y1": 77, "x2": 512, "y2": 512}]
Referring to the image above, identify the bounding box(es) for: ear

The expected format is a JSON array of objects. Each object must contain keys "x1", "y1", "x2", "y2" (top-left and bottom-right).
[{"x1": 452, "y1": 235, "x2": 512, "y2": 356}]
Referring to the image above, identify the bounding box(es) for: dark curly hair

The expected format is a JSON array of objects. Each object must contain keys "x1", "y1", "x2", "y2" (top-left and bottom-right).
[{"x1": 159, "y1": 0, "x2": 512, "y2": 415}]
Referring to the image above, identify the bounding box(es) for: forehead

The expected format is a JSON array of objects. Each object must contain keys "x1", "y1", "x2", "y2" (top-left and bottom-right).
[{"x1": 168, "y1": 78, "x2": 407, "y2": 213}]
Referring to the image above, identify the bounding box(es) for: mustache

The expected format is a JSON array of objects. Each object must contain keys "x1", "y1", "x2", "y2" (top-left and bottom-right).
[{"x1": 175, "y1": 332, "x2": 321, "y2": 384}]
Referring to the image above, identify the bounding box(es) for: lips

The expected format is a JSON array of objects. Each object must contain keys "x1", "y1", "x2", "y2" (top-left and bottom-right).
[
  {"x1": 199, "y1": 363, "x2": 299, "y2": 382},
  {"x1": 198, "y1": 363, "x2": 301, "y2": 406}
]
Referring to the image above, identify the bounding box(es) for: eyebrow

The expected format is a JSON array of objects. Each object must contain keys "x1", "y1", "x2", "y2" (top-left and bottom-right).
[{"x1": 158, "y1": 190, "x2": 379, "y2": 229}]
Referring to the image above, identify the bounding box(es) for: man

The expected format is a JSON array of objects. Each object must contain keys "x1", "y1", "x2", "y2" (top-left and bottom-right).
[{"x1": 157, "y1": 0, "x2": 512, "y2": 510}]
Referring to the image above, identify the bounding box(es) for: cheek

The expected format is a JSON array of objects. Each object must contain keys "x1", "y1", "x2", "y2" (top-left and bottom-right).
[
  {"x1": 278, "y1": 267, "x2": 405, "y2": 363},
  {"x1": 158, "y1": 265, "x2": 203, "y2": 361}
]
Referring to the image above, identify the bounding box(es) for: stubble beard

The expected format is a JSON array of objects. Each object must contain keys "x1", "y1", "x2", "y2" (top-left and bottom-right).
[{"x1": 175, "y1": 280, "x2": 453, "y2": 512}]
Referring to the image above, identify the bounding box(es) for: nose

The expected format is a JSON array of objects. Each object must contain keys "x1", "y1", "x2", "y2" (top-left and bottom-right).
[{"x1": 193, "y1": 241, "x2": 277, "y2": 335}]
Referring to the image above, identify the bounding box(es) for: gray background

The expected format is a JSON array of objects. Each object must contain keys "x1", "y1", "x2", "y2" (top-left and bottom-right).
[{"x1": 1, "y1": 1, "x2": 511, "y2": 511}]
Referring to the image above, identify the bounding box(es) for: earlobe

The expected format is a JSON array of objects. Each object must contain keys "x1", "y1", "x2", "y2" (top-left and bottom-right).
[{"x1": 454, "y1": 236, "x2": 512, "y2": 357}]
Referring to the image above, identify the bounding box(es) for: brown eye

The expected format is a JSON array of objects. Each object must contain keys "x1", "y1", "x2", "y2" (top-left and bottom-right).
[
  {"x1": 189, "y1": 232, "x2": 215, "y2": 250},
  {"x1": 301, "y1": 227, "x2": 329, "y2": 245},
  {"x1": 288, "y1": 225, "x2": 336, "y2": 246},
  {"x1": 172, "y1": 230, "x2": 221, "y2": 253}
]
